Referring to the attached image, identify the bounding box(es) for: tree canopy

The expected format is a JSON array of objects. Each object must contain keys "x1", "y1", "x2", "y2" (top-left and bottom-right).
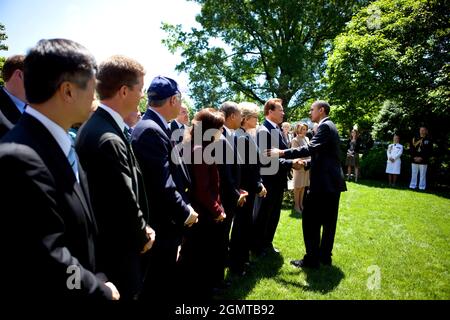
[
  {"x1": 162, "y1": 0, "x2": 368, "y2": 113},
  {"x1": 0, "y1": 23, "x2": 7, "y2": 52},
  {"x1": 326, "y1": 0, "x2": 449, "y2": 143},
  {"x1": 0, "y1": 22, "x2": 8, "y2": 86}
]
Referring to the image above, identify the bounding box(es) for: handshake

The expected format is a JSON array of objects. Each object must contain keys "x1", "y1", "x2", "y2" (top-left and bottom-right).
[{"x1": 264, "y1": 148, "x2": 307, "y2": 170}]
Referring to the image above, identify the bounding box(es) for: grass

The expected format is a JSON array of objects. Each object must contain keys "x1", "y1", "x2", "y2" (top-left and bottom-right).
[{"x1": 217, "y1": 180, "x2": 450, "y2": 300}]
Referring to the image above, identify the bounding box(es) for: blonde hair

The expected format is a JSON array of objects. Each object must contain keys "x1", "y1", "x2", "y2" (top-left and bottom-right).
[{"x1": 238, "y1": 102, "x2": 260, "y2": 125}]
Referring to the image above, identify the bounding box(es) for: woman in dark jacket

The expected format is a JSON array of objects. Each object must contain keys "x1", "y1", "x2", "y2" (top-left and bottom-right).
[{"x1": 178, "y1": 108, "x2": 226, "y2": 299}]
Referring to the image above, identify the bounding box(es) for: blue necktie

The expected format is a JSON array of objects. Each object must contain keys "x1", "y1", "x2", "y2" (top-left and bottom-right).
[{"x1": 67, "y1": 138, "x2": 79, "y2": 182}]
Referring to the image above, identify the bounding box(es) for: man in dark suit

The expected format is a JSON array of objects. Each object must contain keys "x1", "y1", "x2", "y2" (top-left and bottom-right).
[
  {"x1": 76, "y1": 55, "x2": 155, "y2": 300},
  {"x1": 131, "y1": 76, "x2": 198, "y2": 300},
  {"x1": 267, "y1": 100, "x2": 347, "y2": 268},
  {"x1": 217, "y1": 101, "x2": 246, "y2": 283},
  {"x1": 253, "y1": 98, "x2": 294, "y2": 256},
  {"x1": 0, "y1": 109, "x2": 13, "y2": 137},
  {"x1": 170, "y1": 104, "x2": 189, "y2": 144},
  {"x1": 0, "y1": 54, "x2": 27, "y2": 138},
  {"x1": 0, "y1": 38, "x2": 119, "y2": 300}
]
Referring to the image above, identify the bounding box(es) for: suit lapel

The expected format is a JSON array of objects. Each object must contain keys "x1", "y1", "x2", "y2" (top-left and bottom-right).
[
  {"x1": 0, "y1": 87, "x2": 22, "y2": 124},
  {"x1": 145, "y1": 108, "x2": 191, "y2": 185},
  {"x1": 95, "y1": 108, "x2": 140, "y2": 196},
  {"x1": 22, "y1": 114, "x2": 95, "y2": 224},
  {"x1": 263, "y1": 119, "x2": 288, "y2": 149},
  {"x1": 73, "y1": 166, "x2": 95, "y2": 226}
]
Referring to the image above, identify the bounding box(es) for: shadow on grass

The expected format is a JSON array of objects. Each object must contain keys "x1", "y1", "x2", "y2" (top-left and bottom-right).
[
  {"x1": 279, "y1": 265, "x2": 345, "y2": 294},
  {"x1": 289, "y1": 208, "x2": 302, "y2": 219},
  {"x1": 216, "y1": 251, "x2": 284, "y2": 300},
  {"x1": 302, "y1": 265, "x2": 345, "y2": 293}
]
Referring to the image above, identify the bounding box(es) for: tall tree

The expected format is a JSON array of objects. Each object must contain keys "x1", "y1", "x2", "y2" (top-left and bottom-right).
[
  {"x1": 326, "y1": 0, "x2": 450, "y2": 141},
  {"x1": 0, "y1": 23, "x2": 7, "y2": 52},
  {"x1": 162, "y1": 0, "x2": 368, "y2": 113},
  {"x1": 0, "y1": 22, "x2": 8, "y2": 85}
]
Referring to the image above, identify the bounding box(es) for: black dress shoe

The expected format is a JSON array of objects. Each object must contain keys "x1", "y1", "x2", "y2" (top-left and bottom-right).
[{"x1": 290, "y1": 259, "x2": 319, "y2": 269}]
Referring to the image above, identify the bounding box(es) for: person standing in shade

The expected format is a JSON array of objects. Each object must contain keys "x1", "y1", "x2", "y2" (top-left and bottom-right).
[
  {"x1": 170, "y1": 104, "x2": 189, "y2": 144},
  {"x1": 281, "y1": 122, "x2": 292, "y2": 147},
  {"x1": 0, "y1": 55, "x2": 27, "y2": 138},
  {"x1": 253, "y1": 98, "x2": 295, "y2": 256},
  {"x1": 0, "y1": 38, "x2": 119, "y2": 300},
  {"x1": 291, "y1": 122, "x2": 310, "y2": 213},
  {"x1": 76, "y1": 55, "x2": 155, "y2": 300},
  {"x1": 345, "y1": 129, "x2": 361, "y2": 182},
  {"x1": 409, "y1": 126, "x2": 432, "y2": 190},
  {"x1": 217, "y1": 101, "x2": 246, "y2": 288},
  {"x1": 386, "y1": 134, "x2": 403, "y2": 186},
  {"x1": 178, "y1": 108, "x2": 226, "y2": 299},
  {"x1": 229, "y1": 102, "x2": 267, "y2": 276},
  {"x1": 124, "y1": 110, "x2": 142, "y2": 138},
  {"x1": 131, "y1": 76, "x2": 198, "y2": 301},
  {"x1": 267, "y1": 100, "x2": 346, "y2": 268}
]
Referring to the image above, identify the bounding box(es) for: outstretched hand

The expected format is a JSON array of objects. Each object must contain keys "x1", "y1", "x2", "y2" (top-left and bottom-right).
[{"x1": 264, "y1": 148, "x2": 283, "y2": 158}]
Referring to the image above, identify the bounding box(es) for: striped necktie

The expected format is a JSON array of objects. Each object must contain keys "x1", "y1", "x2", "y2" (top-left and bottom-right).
[
  {"x1": 123, "y1": 126, "x2": 132, "y2": 142},
  {"x1": 67, "y1": 137, "x2": 79, "y2": 182}
]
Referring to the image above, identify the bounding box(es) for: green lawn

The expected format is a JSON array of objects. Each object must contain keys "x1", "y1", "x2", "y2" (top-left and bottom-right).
[{"x1": 218, "y1": 181, "x2": 450, "y2": 300}]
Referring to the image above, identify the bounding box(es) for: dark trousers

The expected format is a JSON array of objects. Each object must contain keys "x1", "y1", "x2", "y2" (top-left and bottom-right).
[
  {"x1": 221, "y1": 202, "x2": 235, "y2": 270},
  {"x1": 302, "y1": 192, "x2": 340, "y2": 263},
  {"x1": 178, "y1": 220, "x2": 224, "y2": 299},
  {"x1": 229, "y1": 194, "x2": 255, "y2": 271},
  {"x1": 140, "y1": 238, "x2": 179, "y2": 301},
  {"x1": 252, "y1": 182, "x2": 284, "y2": 252},
  {"x1": 98, "y1": 247, "x2": 144, "y2": 300}
]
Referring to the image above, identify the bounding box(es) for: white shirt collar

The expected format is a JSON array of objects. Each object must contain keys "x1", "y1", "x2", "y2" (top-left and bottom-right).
[
  {"x1": 3, "y1": 87, "x2": 27, "y2": 113},
  {"x1": 149, "y1": 107, "x2": 170, "y2": 130},
  {"x1": 223, "y1": 125, "x2": 233, "y2": 136},
  {"x1": 319, "y1": 117, "x2": 329, "y2": 125},
  {"x1": 265, "y1": 118, "x2": 279, "y2": 129},
  {"x1": 25, "y1": 106, "x2": 72, "y2": 156},
  {"x1": 174, "y1": 119, "x2": 184, "y2": 128},
  {"x1": 99, "y1": 103, "x2": 126, "y2": 132}
]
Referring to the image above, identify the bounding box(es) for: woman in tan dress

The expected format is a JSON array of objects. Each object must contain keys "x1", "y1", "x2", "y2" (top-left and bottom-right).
[{"x1": 291, "y1": 123, "x2": 310, "y2": 213}]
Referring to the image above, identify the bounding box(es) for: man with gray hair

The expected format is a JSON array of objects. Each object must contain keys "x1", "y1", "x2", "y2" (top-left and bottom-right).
[
  {"x1": 131, "y1": 76, "x2": 198, "y2": 300},
  {"x1": 216, "y1": 101, "x2": 246, "y2": 288}
]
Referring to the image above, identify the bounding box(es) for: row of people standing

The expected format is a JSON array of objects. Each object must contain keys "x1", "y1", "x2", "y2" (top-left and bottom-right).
[
  {"x1": 0, "y1": 40, "x2": 297, "y2": 300},
  {"x1": 0, "y1": 42, "x2": 347, "y2": 300}
]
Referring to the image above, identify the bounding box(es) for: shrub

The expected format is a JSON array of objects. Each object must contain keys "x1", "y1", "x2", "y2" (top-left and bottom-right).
[{"x1": 359, "y1": 144, "x2": 387, "y2": 180}]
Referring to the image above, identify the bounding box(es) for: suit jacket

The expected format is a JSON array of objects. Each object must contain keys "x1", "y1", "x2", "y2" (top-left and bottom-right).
[
  {"x1": 0, "y1": 87, "x2": 23, "y2": 138},
  {"x1": 75, "y1": 108, "x2": 149, "y2": 297},
  {"x1": 257, "y1": 119, "x2": 293, "y2": 190},
  {"x1": 217, "y1": 129, "x2": 241, "y2": 212},
  {"x1": 284, "y1": 117, "x2": 347, "y2": 194},
  {"x1": 410, "y1": 135, "x2": 432, "y2": 164},
  {"x1": 170, "y1": 120, "x2": 185, "y2": 144},
  {"x1": 0, "y1": 114, "x2": 111, "y2": 300},
  {"x1": 235, "y1": 128, "x2": 263, "y2": 195},
  {"x1": 131, "y1": 108, "x2": 191, "y2": 245},
  {"x1": 0, "y1": 108, "x2": 14, "y2": 139},
  {"x1": 190, "y1": 145, "x2": 224, "y2": 222},
  {"x1": 0, "y1": 86, "x2": 22, "y2": 125}
]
